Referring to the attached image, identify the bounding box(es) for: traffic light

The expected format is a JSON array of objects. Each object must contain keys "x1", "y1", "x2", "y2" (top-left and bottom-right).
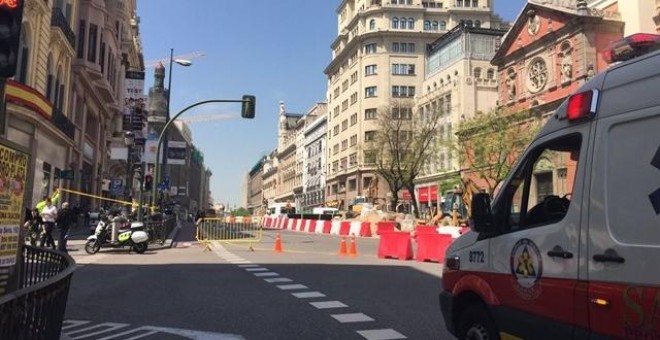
[
  {"x1": 241, "y1": 95, "x2": 255, "y2": 119},
  {"x1": 143, "y1": 174, "x2": 153, "y2": 191},
  {"x1": 0, "y1": 0, "x2": 24, "y2": 78}
]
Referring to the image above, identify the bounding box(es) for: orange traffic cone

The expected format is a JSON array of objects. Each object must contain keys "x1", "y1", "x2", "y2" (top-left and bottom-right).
[
  {"x1": 274, "y1": 232, "x2": 283, "y2": 253},
  {"x1": 338, "y1": 237, "x2": 347, "y2": 256},
  {"x1": 349, "y1": 234, "x2": 357, "y2": 256}
]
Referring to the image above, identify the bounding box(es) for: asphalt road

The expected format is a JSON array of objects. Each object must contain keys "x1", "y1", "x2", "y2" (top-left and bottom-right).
[{"x1": 63, "y1": 223, "x2": 453, "y2": 339}]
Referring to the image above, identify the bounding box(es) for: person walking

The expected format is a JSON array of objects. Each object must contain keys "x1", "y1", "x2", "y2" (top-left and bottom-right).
[
  {"x1": 56, "y1": 202, "x2": 75, "y2": 252},
  {"x1": 40, "y1": 197, "x2": 57, "y2": 249},
  {"x1": 23, "y1": 208, "x2": 42, "y2": 246}
]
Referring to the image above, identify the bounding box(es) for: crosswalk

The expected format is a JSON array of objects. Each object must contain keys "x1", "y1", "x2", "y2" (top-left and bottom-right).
[{"x1": 61, "y1": 320, "x2": 245, "y2": 340}]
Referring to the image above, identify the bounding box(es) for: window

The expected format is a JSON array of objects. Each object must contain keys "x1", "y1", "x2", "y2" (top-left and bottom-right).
[
  {"x1": 408, "y1": 18, "x2": 415, "y2": 29},
  {"x1": 391, "y1": 107, "x2": 412, "y2": 119},
  {"x1": 351, "y1": 71, "x2": 358, "y2": 84},
  {"x1": 333, "y1": 144, "x2": 340, "y2": 155},
  {"x1": 473, "y1": 67, "x2": 482, "y2": 79},
  {"x1": 486, "y1": 68, "x2": 495, "y2": 80},
  {"x1": 334, "y1": 87, "x2": 340, "y2": 98},
  {"x1": 333, "y1": 125, "x2": 340, "y2": 136},
  {"x1": 475, "y1": 20, "x2": 481, "y2": 28},
  {"x1": 503, "y1": 135, "x2": 581, "y2": 231},
  {"x1": 99, "y1": 34, "x2": 105, "y2": 72},
  {"x1": 333, "y1": 106, "x2": 340, "y2": 117},
  {"x1": 365, "y1": 131, "x2": 377, "y2": 141},
  {"x1": 87, "y1": 24, "x2": 98, "y2": 62},
  {"x1": 350, "y1": 92, "x2": 358, "y2": 104},
  {"x1": 350, "y1": 113, "x2": 358, "y2": 125},
  {"x1": 392, "y1": 42, "x2": 415, "y2": 53},
  {"x1": 349, "y1": 153, "x2": 357, "y2": 167},
  {"x1": 369, "y1": 19, "x2": 376, "y2": 30},
  {"x1": 472, "y1": 0, "x2": 478, "y2": 7},
  {"x1": 350, "y1": 135, "x2": 358, "y2": 146},
  {"x1": 342, "y1": 99, "x2": 348, "y2": 112},
  {"x1": 348, "y1": 179, "x2": 357, "y2": 191},
  {"x1": 365, "y1": 64, "x2": 377, "y2": 75},
  {"x1": 466, "y1": 20, "x2": 473, "y2": 27},
  {"x1": 46, "y1": 54, "x2": 54, "y2": 102},
  {"x1": 457, "y1": 0, "x2": 463, "y2": 6},
  {"x1": 342, "y1": 80, "x2": 349, "y2": 92},
  {"x1": 341, "y1": 119, "x2": 348, "y2": 131},
  {"x1": 392, "y1": 85, "x2": 415, "y2": 97},
  {"x1": 392, "y1": 17, "x2": 399, "y2": 29},
  {"x1": 392, "y1": 64, "x2": 415, "y2": 75},
  {"x1": 364, "y1": 150, "x2": 377, "y2": 164},
  {"x1": 332, "y1": 161, "x2": 339, "y2": 172},
  {"x1": 341, "y1": 140, "x2": 348, "y2": 150},
  {"x1": 77, "y1": 20, "x2": 86, "y2": 59},
  {"x1": 365, "y1": 43, "x2": 377, "y2": 54},
  {"x1": 424, "y1": 20, "x2": 431, "y2": 31},
  {"x1": 16, "y1": 24, "x2": 29, "y2": 84},
  {"x1": 365, "y1": 86, "x2": 377, "y2": 97},
  {"x1": 432, "y1": 20, "x2": 439, "y2": 31},
  {"x1": 439, "y1": 21, "x2": 446, "y2": 30},
  {"x1": 340, "y1": 157, "x2": 347, "y2": 169},
  {"x1": 365, "y1": 108, "x2": 377, "y2": 120}
]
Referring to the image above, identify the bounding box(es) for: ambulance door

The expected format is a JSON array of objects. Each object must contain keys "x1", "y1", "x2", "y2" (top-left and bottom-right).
[
  {"x1": 488, "y1": 130, "x2": 588, "y2": 339},
  {"x1": 587, "y1": 103, "x2": 660, "y2": 338}
]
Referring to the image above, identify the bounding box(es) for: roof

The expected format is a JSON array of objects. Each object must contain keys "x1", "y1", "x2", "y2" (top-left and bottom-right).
[{"x1": 427, "y1": 25, "x2": 508, "y2": 55}]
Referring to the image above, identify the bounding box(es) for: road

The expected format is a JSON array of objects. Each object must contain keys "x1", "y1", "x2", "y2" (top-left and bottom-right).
[{"x1": 63, "y1": 222, "x2": 452, "y2": 339}]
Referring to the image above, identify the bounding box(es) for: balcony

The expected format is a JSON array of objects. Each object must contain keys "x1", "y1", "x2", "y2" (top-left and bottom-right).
[
  {"x1": 51, "y1": 8, "x2": 75, "y2": 48},
  {"x1": 51, "y1": 107, "x2": 76, "y2": 140}
]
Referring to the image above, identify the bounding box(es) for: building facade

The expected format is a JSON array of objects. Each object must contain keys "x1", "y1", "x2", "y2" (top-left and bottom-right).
[
  {"x1": 324, "y1": 0, "x2": 503, "y2": 210},
  {"x1": 414, "y1": 25, "x2": 505, "y2": 213},
  {"x1": 589, "y1": 0, "x2": 657, "y2": 35},
  {"x1": 261, "y1": 149, "x2": 279, "y2": 206},
  {"x1": 299, "y1": 103, "x2": 328, "y2": 211},
  {"x1": 247, "y1": 156, "x2": 265, "y2": 214}
]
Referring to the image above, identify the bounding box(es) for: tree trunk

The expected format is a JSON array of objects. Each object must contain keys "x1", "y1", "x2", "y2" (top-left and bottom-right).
[{"x1": 407, "y1": 185, "x2": 420, "y2": 219}]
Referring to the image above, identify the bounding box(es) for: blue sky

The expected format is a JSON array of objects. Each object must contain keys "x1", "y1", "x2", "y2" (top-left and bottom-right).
[{"x1": 138, "y1": 0, "x2": 526, "y2": 208}]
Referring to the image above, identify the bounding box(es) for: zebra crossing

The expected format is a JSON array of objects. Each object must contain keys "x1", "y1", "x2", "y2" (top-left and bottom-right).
[{"x1": 61, "y1": 320, "x2": 245, "y2": 340}]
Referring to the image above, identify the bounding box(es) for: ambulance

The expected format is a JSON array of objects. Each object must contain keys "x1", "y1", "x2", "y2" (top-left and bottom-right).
[{"x1": 440, "y1": 33, "x2": 660, "y2": 339}]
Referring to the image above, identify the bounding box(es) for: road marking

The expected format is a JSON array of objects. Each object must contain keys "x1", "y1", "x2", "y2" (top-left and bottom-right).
[
  {"x1": 229, "y1": 260, "x2": 252, "y2": 264},
  {"x1": 237, "y1": 264, "x2": 259, "y2": 267},
  {"x1": 331, "y1": 313, "x2": 375, "y2": 323},
  {"x1": 264, "y1": 277, "x2": 293, "y2": 283},
  {"x1": 65, "y1": 322, "x2": 129, "y2": 337},
  {"x1": 310, "y1": 301, "x2": 348, "y2": 309},
  {"x1": 357, "y1": 329, "x2": 407, "y2": 340},
  {"x1": 63, "y1": 320, "x2": 245, "y2": 340},
  {"x1": 292, "y1": 291, "x2": 326, "y2": 299},
  {"x1": 62, "y1": 320, "x2": 92, "y2": 330},
  {"x1": 276, "y1": 284, "x2": 308, "y2": 290},
  {"x1": 253, "y1": 272, "x2": 279, "y2": 277},
  {"x1": 96, "y1": 328, "x2": 155, "y2": 340},
  {"x1": 245, "y1": 267, "x2": 269, "y2": 272},
  {"x1": 115, "y1": 330, "x2": 159, "y2": 340}
]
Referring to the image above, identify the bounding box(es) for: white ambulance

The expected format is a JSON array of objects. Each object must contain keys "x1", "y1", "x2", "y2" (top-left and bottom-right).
[{"x1": 440, "y1": 33, "x2": 660, "y2": 340}]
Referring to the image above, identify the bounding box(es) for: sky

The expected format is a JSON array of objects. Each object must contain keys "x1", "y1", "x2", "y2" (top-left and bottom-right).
[{"x1": 138, "y1": 0, "x2": 526, "y2": 208}]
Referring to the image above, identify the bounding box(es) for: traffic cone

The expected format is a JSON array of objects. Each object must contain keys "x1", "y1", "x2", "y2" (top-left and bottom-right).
[
  {"x1": 349, "y1": 234, "x2": 357, "y2": 256},
  {"x1": 338, "y1": 237, "x2": 347, "y2": 256},
  {"x1": 274, "y1": 232, "x2": 283, "y2": 253}
]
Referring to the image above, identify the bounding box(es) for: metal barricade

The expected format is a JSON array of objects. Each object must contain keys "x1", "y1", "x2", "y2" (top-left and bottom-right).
[{"x1": 196, "y1": 218, "x2": 262, "y2": 252}]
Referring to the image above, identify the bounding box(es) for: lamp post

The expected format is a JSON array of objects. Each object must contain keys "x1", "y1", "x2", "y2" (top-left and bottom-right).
[
  {"x1": 124, "y1": 131, "x2": 135, "y2": 202},
  {"x1": 162, "y1": 48, "x2": 193, "y2": 199}
]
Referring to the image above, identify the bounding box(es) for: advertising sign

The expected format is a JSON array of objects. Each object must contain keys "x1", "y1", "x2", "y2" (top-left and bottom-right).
[
  {"x1": 167, "y1": 141, "x2": 187, "y2": 165},
  {"x1": 0, "y1": 143, "x2": 28, "y2": 294},
  {"x1": 122, "y1": 71, "x2": 147, "y2": 138}
]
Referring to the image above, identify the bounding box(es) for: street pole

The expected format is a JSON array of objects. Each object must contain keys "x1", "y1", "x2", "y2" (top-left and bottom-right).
[
  {"x1": 162, "y1": 48, "x2": 174, "y2": 199},
  {"x1": 150, "y1": 98, "x2": 253, "y2": 209}
]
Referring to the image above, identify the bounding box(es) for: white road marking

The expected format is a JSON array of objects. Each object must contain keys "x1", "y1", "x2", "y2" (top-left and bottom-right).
[
  {"x1": 331, "y1": 313, "x2": 375, "y2": 323},
  {"x1": 65, "y1": 322, "x2": 128, "y2": 337},
  {"x1": 237, "y1": 264, "x2": 259, "y2": 267},
  {"x1": 357, "y1": 329, "x2": 408, "y2": 340},
  {"x1": 119, "y1": 330, "x2": 159, "y2": 340},
  {"x1": 63, "y1": 321, "x2": 245, "y2": 340},
  {"x1": 276, "y1": 284, "x2": 308, "y2": 290},
  {"x1": 245, "y1": 267, "x2": 269, "y2": 272},
  {"x1": 264, "y1": 277, "x2": 293, "y2": 283},
  {"x1": 62, "y1": 320, "x2": 92, "y2": 330},
  {"x1": 96, "y1": 328, "x2": 155, "y2": 340},
  {"x1": 292, "y1": 291, "x2": 326, "y2": 298},
  {"x1": 310, "y1": 301, "x2": 348, "y2": 309},
  {"x1": 253, "y1": 272, "x2": 279, "y2": 277}
]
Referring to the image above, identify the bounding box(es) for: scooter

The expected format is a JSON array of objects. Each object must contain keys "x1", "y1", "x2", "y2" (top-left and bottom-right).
[{"x1": 85, "y1": 213, "x2": 149, "y2": 254}]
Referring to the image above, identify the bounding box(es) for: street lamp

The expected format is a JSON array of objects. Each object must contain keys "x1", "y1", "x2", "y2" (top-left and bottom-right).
[{"x1": 124, "y1": 131, "x2": 135, "y2": 201}]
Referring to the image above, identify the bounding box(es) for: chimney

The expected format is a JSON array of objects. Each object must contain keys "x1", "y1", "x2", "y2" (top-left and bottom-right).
[{"x1": 576, "y1": 0, "x2": 589, "y2": 15}]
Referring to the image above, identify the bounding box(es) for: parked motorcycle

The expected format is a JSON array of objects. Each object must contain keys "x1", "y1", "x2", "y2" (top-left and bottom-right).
[{"x1": 85, "y1": 213, "x2": 149, "y2": 254}]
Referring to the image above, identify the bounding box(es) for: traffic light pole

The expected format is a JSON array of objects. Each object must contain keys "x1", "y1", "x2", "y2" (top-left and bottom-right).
[{"x1": 150, "y1": 98, "x2": 254, "y2": 210}]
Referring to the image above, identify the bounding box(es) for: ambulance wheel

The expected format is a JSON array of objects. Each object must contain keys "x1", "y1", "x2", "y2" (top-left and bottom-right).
[
  {"x1": 458, "y1": 305, "x2": 499, "y2": 340},
  {"x1": 133, "y1": 242, "x2": 148, "y2": 254}
]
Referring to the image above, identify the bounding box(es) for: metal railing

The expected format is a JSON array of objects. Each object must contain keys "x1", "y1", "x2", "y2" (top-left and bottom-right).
[
  {"x1": 51, "y1": 8, "x2": 76, "y2": 48},
  {"x1": 196, "y1": 218, "x2": 263, "y2": 252},
  {"x1": 0, "y1": 246, "x2": 76, "y2": 340},
  {"x1": 146, "y1": 215, "x2": 177, "y2": 245}
]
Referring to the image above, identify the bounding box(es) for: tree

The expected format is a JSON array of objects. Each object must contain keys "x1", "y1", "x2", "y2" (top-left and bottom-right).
[
  {"x1": 230, "y1": 207, "x2": 251, "y2": 217},
  {"x1": 457, "y1": 108, "x2": 541, "y2": 196},
  {"x1": 365, "y1": 99, "x2": 442, "y2": 217}
]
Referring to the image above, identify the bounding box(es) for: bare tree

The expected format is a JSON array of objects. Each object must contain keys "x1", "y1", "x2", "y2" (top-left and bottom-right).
[{"x1": 364, "y1": 99, "x2": 442, "y2": 217}]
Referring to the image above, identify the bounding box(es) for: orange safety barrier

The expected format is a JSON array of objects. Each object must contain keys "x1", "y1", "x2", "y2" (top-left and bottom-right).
[
  {"x1": 274, "y1": 232, "x2": 283, "y2": 253},
  {"x1": 415, "y1": 233, "x2": 453, "y2": 263},
  {"x1": 377, "y1": 231, "x2": 413, "y2": 260},
  {"x1": 349, "y1": 235, "x2": 358, "y2": 256},
  {"x1": 338, "y1": 237, "x2": 347, "y2": 256}
]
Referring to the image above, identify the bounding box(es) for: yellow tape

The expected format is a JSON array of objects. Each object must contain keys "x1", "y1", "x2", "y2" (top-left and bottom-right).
[{"x1": 58, "y1": 187, "x2": 156, "y2": 209}]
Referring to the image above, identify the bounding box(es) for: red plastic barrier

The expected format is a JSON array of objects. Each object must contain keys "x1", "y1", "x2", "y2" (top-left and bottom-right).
[
  {"x1": 377, "y1": 231, "x2": 413, "y2": 260},
  {"x1": 415, "y1": 226, "x2": 438, "y2": 235},
  {"x1": 359, "y1": 222, "x2": 372, "y2": 237},
  {"x1": 266, "y1": 217, "x2": 273, "y2": 228},
  {"x1": 415, "y1": 233, "x2": 453, "y2": 263},
  {"x1": 293, "y1": 219, "x2": 301, "y2": 231},
  {"x1": 339, "y1": 221, "x2": 351, "y2": 236},
  {"x1": 322, "y1": 221, "x2": 332, "y2": 233},
  {"x1": 376, "y1": 221, "x2": 396, "y2": 235},
  {"x1": 308, "y1": 220, "x2": 316, "y2": 233}
]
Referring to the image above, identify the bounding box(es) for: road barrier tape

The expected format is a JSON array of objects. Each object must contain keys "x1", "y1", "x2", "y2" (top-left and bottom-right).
[
  {"x1": 195, "y1": 217, "x2": 262, "y2": 252},
  {"x1": 58, "y1": 188, "x2": 156, "y2": 210}
]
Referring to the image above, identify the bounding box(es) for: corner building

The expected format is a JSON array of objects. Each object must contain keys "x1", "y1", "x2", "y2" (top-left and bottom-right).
[{"x1": 324, "y1": 0, "x2": 504, "y2": 210}]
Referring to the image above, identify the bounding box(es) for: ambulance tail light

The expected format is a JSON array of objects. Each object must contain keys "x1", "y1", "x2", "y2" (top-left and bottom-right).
[
  {"x1": 604, "y1": 33, "x2": 660, "y2": 64},
  {"x1": 567, "y1": 89, "x2": 598, "y2": 121}
]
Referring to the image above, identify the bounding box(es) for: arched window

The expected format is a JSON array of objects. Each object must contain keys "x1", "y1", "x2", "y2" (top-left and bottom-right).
[
  {"x1": 475, "y1": 20, "x2": 481, "y2": 28},
  {"x1": 400, "y1": 18, "x2": 407, "y2": 29},
  {"x1": 370, "y1": 19, "x2": 376, "y2": 31},
  {"x1": 392, "y1": 17, "x2": 399, "y2": 29},
  {"x1": 439, "y1": 21, "x2": 446, "y2": 30},
  {"x1": 55, "y1": 65, "x2": 63, "y2": 110},
  {"x1": 473, "y1": 67, "x2": 482, "y2": 79},
  {"x1": 16, "y1": 23, "x2": 29, "y2": 84},
  {"x1": 424, "y1": 20, "x2": 430, "y2": 31},
  {"x1": 433, "y1": 82, "x2": 437, "y2": 90},
  {"x1": 466, "y1": 20, "x2": 473, "y2": 27},
  {"x1": 427, "y1": 85, "x2": 431, "y2": 92},
  {"x1": 46, "y1": 54, "x2": 54, "y2": 102},
  {"x1": 432, "y1": 20, "x2": 438, "y2": 31},
  {"x1": 408, "y1": 18, "x2": 415, "y2": 29},
  {"x1": 486, "y1": 68, "x2": 495, "y2": 80},
  {"x1": 472, "y1": 0, "x2": 478, "y2": 7}
]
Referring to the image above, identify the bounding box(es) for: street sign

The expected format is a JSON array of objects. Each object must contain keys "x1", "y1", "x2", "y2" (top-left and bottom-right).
[
  {"x1": 57, "y1": 169, "x2": 74, "y2": 180},
  {"x1": 110, "y1": 178, "x2": 123, "y2": 195}
]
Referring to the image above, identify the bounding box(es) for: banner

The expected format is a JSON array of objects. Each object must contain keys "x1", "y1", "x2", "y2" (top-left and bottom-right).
[
  {"x1": 122, "y1": 71, "x2": 147, "y2": 138},
  {"x1": 0, "y1": 143, "x2": 28, "y2": 294},
  {"x1": 167, "y1": 141, "x2": 187, "y2": 165}
]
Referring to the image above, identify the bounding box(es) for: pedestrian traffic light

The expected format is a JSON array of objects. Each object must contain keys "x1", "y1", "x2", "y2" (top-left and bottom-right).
[
  {"x1": 143, "y1": 174, "x2": 153, "y2": 191},
  {"x1": 241, "y1": 95, "x2": 255, "y2": 119},
  {"x1": 0, "y1": 0, "x2": 24, "y2": 78}
]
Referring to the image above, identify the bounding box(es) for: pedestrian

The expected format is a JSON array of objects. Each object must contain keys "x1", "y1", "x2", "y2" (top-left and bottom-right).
[
  {"x1": 56, "y1": 202, "x2": 75, "y2": 252},
  {"x1": 23, "y1": 208, "x2": 42, "y2": 246},
  {"x1": 195, "y1": 209, "x2": 206, "y2": 226},
  {"x1": 40, "y1": 197, "x2": 57, "y2": 249}
]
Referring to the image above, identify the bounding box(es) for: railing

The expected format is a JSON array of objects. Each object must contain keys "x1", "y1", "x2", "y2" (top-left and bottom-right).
[
  {"x1": 51, "y1": 8, "x2": 76, "y2": 48},
  {"x1": 51, "y1": 107, "x2": 76, "y2": 140},
  {"x1": 146, "y1": 214, "x2": 177, "y2": 244},
  {"x1": 0, "y1": 246, "x2": 76, "y2": 340}
]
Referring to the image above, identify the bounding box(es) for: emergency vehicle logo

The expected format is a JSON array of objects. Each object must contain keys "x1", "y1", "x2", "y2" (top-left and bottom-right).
[{"x1": 510, "y1": 238, "x2": 543, "y2": 300}]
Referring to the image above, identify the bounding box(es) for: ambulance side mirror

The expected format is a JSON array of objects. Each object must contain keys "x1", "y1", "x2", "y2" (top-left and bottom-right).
[{"x1": 471, "y1": 193, "x2": 494, "y2": 233}]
